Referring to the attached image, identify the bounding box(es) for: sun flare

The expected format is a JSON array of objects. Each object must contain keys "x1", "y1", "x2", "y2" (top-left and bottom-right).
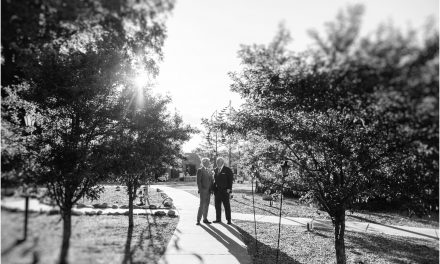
[{"x1": 134, "y1": 70, "x2": 149, "y2": 89}]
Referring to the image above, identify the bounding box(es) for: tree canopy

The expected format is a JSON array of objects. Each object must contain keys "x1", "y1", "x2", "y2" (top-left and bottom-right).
[{"x1": 226, "y1": 5, "x2": 438, "y2": 264}]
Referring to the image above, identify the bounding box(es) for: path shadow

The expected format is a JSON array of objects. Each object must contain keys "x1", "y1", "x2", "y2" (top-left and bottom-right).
[
  {"x1": 200, "y1": 224, "x2": 248, "y2": 262},
  {"x1": 233, "y1": 225, "x2": 303, "y2": 264},
  {"x1": 219, "y1": 222, "x2": 245, "y2": 242}
]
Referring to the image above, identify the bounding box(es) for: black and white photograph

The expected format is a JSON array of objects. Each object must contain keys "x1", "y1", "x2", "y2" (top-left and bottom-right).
[{"x1": 1, "y1": 0, "x2": 438, "y2": 263}]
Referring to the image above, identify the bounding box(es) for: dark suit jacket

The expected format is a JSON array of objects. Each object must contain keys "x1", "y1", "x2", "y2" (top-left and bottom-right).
[{"x1": 214, "y1": 166, "x2": 233, "y2": 191}]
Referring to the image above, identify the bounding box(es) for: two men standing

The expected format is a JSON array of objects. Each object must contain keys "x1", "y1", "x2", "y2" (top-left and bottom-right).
[{"x1": 196, "y1": 157, "x2": 233, "y2": 225}]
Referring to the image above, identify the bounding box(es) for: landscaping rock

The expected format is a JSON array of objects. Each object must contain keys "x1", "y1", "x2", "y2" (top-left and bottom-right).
[
  {"x1": 71, "y1": 210, "x2": 84, "y2": 216},
  {"x1": 156, "y1": 188, "x2": 163, "y2": 192},
  {"x1": 167, "y1": 210, "x2": 177, "y2": 217},
  {"x1": 123, "y1": 211, "x2": 130, "y2": 215},
  {"x1": 111, "y1": 204, "x2": 118, "y2": 209},
  {"x1": 163, "y1": 201, "x2": 173, "y2": 208},
  {"x1": 47, "y1": 209, "x2": 59, "y2": 215},
  {"x1": 97, "y1": 210, "x2": 103, "y2": 215},
  {"x1": 154, "y1": 210, "x2": 166, "y2": 217},
  {"x1": 262, "y1": 195, "x2": 274, "y2": 201},
  {"x1": 85, "y1": 211, "x2": 97, "y2": 216},
  {"x1": 93, "y1": 203, "x2": 109, "y2": 209},
  {"x1": 8, "y1": 208, "x2": 18, "y2": 213},
  {"x1": 120, "y1": 205, "x2": 129, "y2": 209},
  {"x1": 149, "y1": 204, "x2": 157, "y2": 209},
  {"x1": 76, "y1": 203, "x2": 87, "y2": 209}
]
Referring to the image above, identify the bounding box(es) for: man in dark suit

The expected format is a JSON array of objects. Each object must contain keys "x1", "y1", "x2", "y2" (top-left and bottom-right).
[
  {"x1": 196, "y1": 158, "x2": 213, "y2": 225},
  {"x1": 213, "y1": 157, "x2": 233, "y2": 224}
]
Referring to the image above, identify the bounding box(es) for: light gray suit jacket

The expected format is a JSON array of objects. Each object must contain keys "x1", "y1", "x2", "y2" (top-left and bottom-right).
[{"x1": 197, "y1": 167, "x2": 213, "y2": 192}]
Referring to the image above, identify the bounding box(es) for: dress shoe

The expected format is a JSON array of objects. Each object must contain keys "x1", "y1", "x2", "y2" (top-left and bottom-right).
[
  {"x1": 213, "y1": 220, "x2": 222, "y2": 223},
  {"x1": 196, "y1": 222, "x2": 201, "y2": 225},
  {"x1": 203, "y1": 220, "x2": 212, "y2": 224},
  {"x1": 227, "y1": 221, "x2": 232, "y2": 225}
]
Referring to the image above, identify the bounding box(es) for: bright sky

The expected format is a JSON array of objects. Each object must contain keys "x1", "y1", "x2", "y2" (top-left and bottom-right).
[{"x1": 154, "y1": 0, "x2": 439, "y2": 152}]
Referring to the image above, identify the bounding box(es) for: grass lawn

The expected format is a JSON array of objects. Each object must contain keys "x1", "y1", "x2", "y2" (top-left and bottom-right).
[
  {"x1": 1, "y1": 185, "x2": 178, "y2": 264},
  {"x1": 184, "y1": 184, "x2": 439, "y2": 228},
  {"x1": 235, "y1": 220, "x2": 439, "y2": 264}
]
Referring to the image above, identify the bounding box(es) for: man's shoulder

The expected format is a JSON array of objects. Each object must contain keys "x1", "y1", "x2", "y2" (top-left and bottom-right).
[{"x1": 224, "y1": 166, "x2": 233, "y2": 173}]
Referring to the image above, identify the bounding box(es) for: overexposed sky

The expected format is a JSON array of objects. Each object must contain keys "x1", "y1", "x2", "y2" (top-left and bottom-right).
[{"x1": 154, "y1": 0, "x2": 438, "y2": 152}]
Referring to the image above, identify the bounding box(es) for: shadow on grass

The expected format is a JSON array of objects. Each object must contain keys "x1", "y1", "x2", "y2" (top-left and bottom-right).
[
  {"x1": 121, "y1": 214, "x2": 172, "y2": 264},
  {"x1": 233, "y1": 225, "x2": 303, "y2": 264},
  {"x1": 1, "y1": 238, "x2": 25, "y2": 256},
  {"x1": 122, "y1": 225, "x2": 134, "y2": 264},
  {"x1": 346, "y1": 230, "x2": 439, "y2": 263}
]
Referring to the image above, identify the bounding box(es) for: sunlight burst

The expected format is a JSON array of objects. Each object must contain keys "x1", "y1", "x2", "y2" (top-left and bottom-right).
[{"x1": 134, "y1": 70, "x2": 149, "y2": 90}]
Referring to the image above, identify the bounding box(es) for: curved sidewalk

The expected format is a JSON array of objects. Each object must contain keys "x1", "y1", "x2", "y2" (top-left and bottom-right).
[{"x1": 155, "y1": 185, "x2": 251, "y2": 264}]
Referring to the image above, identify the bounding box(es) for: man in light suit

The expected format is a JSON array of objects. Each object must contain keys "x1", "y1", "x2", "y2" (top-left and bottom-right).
[
  {"x1": 213, "y1": 157, "x2": 234, "y2": 225},
  {"x1": 196, "y1": 158, "x2": 214, "y2": 225}
]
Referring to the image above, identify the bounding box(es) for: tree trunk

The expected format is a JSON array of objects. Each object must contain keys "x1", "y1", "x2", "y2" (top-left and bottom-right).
[
  {"x1": 334, "y1": 207, "x2": 346, "y2": 264},
  {"x1": 59, "y1": 209, "x2": 72, "y2": 264},
  {"x1": 128, "y1": 184, "x2": 134, "y2": 228}
]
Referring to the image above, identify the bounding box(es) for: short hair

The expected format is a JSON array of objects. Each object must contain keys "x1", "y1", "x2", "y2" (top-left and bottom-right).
[
  {"x1": 216, "y1": 157, "x2": 225, "y2": 163},
  {"x1": 201, "y1": 158, "x2": 210, "y2": 163}
]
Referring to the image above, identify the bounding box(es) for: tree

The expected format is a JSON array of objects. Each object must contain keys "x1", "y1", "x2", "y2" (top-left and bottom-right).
[
  {"x1": 199, "y1": 102, "x2": 240, "y2": 166},
  {"x1": 228, "y1": 5, "x2": 438, "y2": 264},
  {"x1": 101, "y1": 87, "x2": 194, "y2": 228},
  {"x1": 1, "y1": 1, "x2": 175, "y2": 263}
]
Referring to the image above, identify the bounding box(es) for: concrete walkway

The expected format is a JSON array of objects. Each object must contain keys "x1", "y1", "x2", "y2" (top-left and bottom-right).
[{"x1": 155, "y1": 185, "x2": 251, "y2": 264}]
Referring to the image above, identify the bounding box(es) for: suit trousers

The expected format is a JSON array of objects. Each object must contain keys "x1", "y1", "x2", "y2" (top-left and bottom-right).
[
  {"x1": 197, "y1": 189, "x2": 211, "y2": 222},
  {"x1": 214, "y1": 189, "x2": 231, "y2": 221}
]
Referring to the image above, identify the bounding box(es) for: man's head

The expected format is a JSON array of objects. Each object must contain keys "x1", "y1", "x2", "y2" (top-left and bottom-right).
[
  {"x1": 201, "y1": 158, "x2": 210, "y2": 168},
  {"x1": 216, "y1": 157, "x2": 225, "y2": 168}
]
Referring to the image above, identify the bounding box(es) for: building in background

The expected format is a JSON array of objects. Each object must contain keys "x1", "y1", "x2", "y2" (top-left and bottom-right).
[{"x1": 165, "y1": 153, "x2": 201, "y2": 181}]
